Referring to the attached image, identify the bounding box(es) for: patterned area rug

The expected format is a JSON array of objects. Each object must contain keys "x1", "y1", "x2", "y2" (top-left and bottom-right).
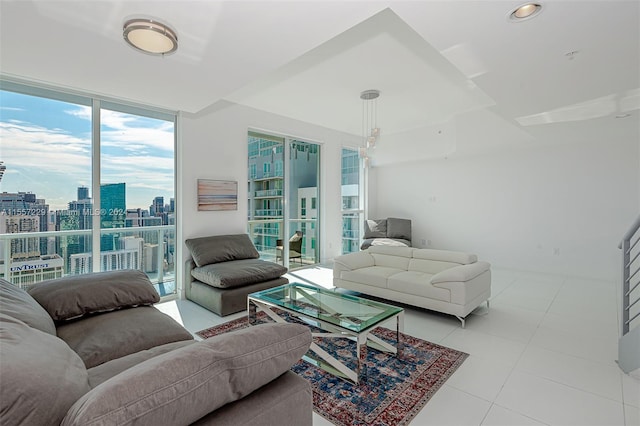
[{"x1": 196, "y1": 312, "x2": 468, "y2": 426}]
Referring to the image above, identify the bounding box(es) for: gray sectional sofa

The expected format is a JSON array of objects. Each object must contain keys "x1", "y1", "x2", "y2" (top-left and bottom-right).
[
  {"x1": 0, "y1": 270, "x2": 312, "y2": 426},
  {"x1": 185, "y1": 233, "x2": 289, "y2": 316}
]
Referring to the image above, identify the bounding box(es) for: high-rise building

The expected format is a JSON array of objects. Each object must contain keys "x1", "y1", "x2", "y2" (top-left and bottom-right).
[
  {"x1": 0, "y1": 215, "x2": 41, "y2": 260},
  {"x1": 0, "y1": 192, "x2": 49, "y2": 232},
  {"x1": 151, "y1": 196, "x2": 168, "y2": 225},
  {"x1": 152, "y1": 196, "x2": 164, "y2": 215},
  {"x1": 247, "y1": 133, "x2": 285, "y2": 253},
  {"x1": 341, "y1": 148, "x2": 361, "y2": 254},
  {"x1": 0, "y1": 191, "x2": 50, "y2": 258},
  {"x1": 126, "y1": 208, "x2": 143, "y2": 227},
  {"x1": 100, "y1": 183, "x2": 126, "y2": 251},
  {"x1": 0, "y1": 161, "x2": 6, "y2": 182},
  {"x1": 77, "y1": 186, "x2": 89, "y2": 201}
]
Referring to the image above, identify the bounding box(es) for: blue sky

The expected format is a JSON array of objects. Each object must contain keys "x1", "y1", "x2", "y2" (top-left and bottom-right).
[{"x1": 0, "y1": 90, "x2": 174, "y2": 211}]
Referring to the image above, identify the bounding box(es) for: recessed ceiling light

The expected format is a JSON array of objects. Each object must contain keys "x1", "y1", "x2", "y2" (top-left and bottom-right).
[
  {"x1": 123, "y1": 18, "x2": 178, "y2": 55},
  {"x1": 508, "y1": 3, "x2": 543, "y2": 22}
]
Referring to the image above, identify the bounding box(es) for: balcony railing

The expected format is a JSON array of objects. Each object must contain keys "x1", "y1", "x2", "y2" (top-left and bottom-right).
[
  {"x1": 0, "y1": 225, "x2": 175, "y2": 294},
  {"x1": 254, "y1": 209, "x2": 283, "y2": 217},
  {"x1": 618, "y1": 214, "x2": 640, "y2": 373},
  {"x1": 342, "y1": 230, "x2": 360, "y2": 239},
  {"x1": 248, "y1": 218, "x2": 318, "y2": 267},
  {"x1": 255, "y1": 189, "x2": 283, "y2": 198},
  {"x1": 253, "y1": 171, "x2": 284, "y2": 180}
]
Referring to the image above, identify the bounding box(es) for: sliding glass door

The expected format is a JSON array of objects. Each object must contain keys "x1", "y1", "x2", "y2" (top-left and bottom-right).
[
  {"x1": 287, "y1": 140, "x2": 320, "y2": 267},
  {"x1": 247, "y1": 132, "x2": 320, "y2": 269}
]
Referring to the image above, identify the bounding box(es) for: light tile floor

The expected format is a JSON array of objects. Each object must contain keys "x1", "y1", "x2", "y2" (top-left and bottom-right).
[{"x1": 156, "y1": 266, "x2": 640, "y2": 426}]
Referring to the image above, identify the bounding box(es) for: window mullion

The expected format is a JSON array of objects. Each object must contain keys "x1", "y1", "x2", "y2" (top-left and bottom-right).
[{"x1": 91, "y1": 99, "x2": 101, "y2": 272}]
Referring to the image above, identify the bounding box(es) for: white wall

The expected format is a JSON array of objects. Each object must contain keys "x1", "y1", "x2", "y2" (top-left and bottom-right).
[
  {"x1": 176, "y1": 100, "x2": 638, "y2": 287},
  {"x1": 370, "y1": 134, "x2": 639, "y2": 281},
  {"x1": 177, "y1": 101, "x2": 359, "y2": 292}
]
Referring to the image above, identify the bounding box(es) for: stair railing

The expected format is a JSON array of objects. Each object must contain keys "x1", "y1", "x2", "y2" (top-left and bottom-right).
[{"x1": 618, "y1": 214, "x2": 640, "y2": 373}]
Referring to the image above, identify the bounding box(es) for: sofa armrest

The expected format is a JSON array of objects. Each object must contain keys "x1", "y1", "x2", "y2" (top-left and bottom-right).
[
  {"x1": 62, "y1": 323, "x2": 312, "y2": 426},
  {"x1": 184, "y1": 258, "x2": 196, "y2": 297},
  {"x1": 431, "y1": 262, "x2": 491, "y2": 305},
  {"x1": 431, "y1": 261, "x2": 490, "y2": 285},
  {"x1": 333, "y1": 252, "x2": 375, "y2": 277}
]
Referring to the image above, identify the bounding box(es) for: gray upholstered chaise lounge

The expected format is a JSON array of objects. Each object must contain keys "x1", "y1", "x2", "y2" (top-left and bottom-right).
[{"x1": 185, "y1": 233, "x2": 288, "y2": 316}]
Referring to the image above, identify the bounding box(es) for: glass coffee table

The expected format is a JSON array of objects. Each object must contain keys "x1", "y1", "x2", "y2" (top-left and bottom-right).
[{"x1": 248, "y1": 282, "x2": 404, "y2": 384}]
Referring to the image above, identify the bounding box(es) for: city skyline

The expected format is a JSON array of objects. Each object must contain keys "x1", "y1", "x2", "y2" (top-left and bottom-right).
[{"x1": 0, "y1": 89, "x2": 175, "y2": 210}]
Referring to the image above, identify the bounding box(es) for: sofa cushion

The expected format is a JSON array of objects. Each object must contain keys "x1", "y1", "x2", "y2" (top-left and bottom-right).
[
  {"x1": 388, "y1": 271, "x2": 451, "y2": 302},
  {"x1": 191, "y1": 258, "x2": 287, "y2": 289},
  {"x1": 186, "y1": 234, "x2": 259, "y2": 267},
  {"x1": 28, "y1": 270, "x2": 160, "y2": 321},
  {"x1": 56, "y1": 306, "x2": 194, "y2": 368},
  {"x1": 0, "y1": 313, "x2": 90, "y2": 426},
  {"x1": 88, "y1": 340, "x2": 195, "y2": 388},
  {"x1": 341, "y1": 266, "x2": 403, "y2": 289},
  {"x1": 386, "y1": 217, "x2": 412, "y2": 241},
  {"x1": 61, "y1": 323, "x2": 311, "y2": 426},
  {"x1": 0, "y1": 278, "x2": 56, "y2": 335},
  {"x1": 364, "y1": 219, "x2": 387, "y2": 239}
]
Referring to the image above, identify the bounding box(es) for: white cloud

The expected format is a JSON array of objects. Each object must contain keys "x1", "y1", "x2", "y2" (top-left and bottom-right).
[{"x1": 2, "y1": 105, "x2": 175, "y2": 210}]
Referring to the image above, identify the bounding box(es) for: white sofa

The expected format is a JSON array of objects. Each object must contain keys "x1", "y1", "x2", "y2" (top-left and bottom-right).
[{"x1": 333, "y1": 246, "x2": 491, "y2": 327}]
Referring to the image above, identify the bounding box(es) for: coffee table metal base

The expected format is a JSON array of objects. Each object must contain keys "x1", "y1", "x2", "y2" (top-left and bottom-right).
[{"x1": 248, "y1": 298, "x2": 404, "y2": 384}]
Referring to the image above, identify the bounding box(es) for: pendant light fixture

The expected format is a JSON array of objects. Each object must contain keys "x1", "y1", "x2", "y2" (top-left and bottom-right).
[{"x1": 359, "y1": 89, "x2": 381, "y2": 167}]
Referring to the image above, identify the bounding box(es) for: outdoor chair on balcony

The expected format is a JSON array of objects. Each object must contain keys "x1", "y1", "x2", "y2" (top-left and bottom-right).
[{"x1": 276, "y1": 231, "x2": 303, "y2": 264}]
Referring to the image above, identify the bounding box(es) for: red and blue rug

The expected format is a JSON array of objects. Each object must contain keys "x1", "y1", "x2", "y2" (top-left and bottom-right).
[{"x1": 196, "y1": 312, "x2": 468, "y2": 426}]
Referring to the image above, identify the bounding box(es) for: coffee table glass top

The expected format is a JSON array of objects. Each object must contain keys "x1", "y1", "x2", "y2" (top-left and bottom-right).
[{"x1": 249, "y1": 282, "x2": 403, "y2": 333}]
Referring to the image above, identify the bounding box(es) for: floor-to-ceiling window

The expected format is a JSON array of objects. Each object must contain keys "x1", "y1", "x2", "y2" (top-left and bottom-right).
[
  {"x1": 0, "y1": 81, "x2": 176, "y2": 295},
  {"x1": 341, "y1": 147, "x2": 363, "y2": 253},
  {"x1": 247, "y1": 131, "x2": 320, "y2": 269}
]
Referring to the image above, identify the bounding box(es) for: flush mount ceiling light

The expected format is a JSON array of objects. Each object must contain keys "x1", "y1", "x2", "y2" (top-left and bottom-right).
[
  {"x1": 508, "y1": 3, "x2": 543, "y2": 21},
  {"x1": 123, "y1": 18, "x2": 178, "y2": 55}
]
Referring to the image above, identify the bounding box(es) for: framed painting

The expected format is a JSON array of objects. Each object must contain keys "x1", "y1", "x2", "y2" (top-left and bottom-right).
[{"x1": 197, "y1": 179, "x2": 238, "y2": 211}]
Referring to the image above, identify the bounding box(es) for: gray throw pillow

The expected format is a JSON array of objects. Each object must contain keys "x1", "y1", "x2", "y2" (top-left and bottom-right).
[
  {"x1": 386, "y1": 218, "x2": 412, "y2": 241},
  {"x1": 0, "y1": 278, "x2": 56, "y2": 335},
  {"x1": 0, "y1": 313, "x2": 90, "y2": 426},
  {"x1": 185, "y1": 234, "x2": 260, "y2": 267},
  {"x1": 364, "y1": 219, "x2": 387, "y2": 239},
  {"x1": 28, "y1": 270, "x2": 159, "y2": 321},
  {"x1": 62, "y1": 323, "x2": 312, "y2": 426}
]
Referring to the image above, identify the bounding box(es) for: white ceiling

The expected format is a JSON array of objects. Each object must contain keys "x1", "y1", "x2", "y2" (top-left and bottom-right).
[{"x1": 1, "y1": 1, "x2": 638, "y2": 155}]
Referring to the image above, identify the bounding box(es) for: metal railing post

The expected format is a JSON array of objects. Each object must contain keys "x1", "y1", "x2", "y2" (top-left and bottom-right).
[
  {"x1": 3, "y1": 238, "x2": 10, "y2": 281},
  {"x1": 156, "y1": 229, "x2": 163, "y2": 284},
  {"x1": 622, "y1": 238, "x2": 630, "y2": 335}
]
